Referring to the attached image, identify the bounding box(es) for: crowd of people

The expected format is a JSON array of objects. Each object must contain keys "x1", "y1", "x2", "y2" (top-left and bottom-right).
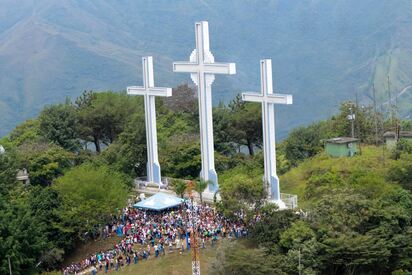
[{"x1": 62, "y1": 199, "x2": 247, "y2": 274}]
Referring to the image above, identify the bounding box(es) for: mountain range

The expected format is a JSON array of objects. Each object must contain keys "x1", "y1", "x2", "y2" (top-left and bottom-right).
[{"x1": 1, "y1": 0, "x2": 412, "y2": 138}]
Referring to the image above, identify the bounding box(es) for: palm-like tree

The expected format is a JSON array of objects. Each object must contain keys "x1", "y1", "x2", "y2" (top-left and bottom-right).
[
  {"x1": 172, "y1": 179, "x2": 187, "y2": 198},
  {"x1": 195, "y1": 178, "x2": 211, "y2": 204}
]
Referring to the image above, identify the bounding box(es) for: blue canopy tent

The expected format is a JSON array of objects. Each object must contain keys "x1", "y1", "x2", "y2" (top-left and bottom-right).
[{"x1": 133, "y1": 193, "x2": 183, "y2": 211}]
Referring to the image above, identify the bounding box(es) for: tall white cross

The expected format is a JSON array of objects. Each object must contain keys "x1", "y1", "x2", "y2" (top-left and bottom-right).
[
  {"x1": 173, "y1": 21, "x2": 236, "y2": 193},
  {"x1": 127, "y1": 56, "x2": 172, "y2": 187},
  {"x1": 242, "y1": 59, "x2": 293, "y2": 206}
]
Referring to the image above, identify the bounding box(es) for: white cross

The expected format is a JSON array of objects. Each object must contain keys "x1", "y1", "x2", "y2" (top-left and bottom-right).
[
  {"x1": 173, "y1": 21, "x2": 236, "y2": 193},
  {"x1": 242, "y1": 59, "x2": 292, "y2": 206},
  {"x1": 127, "y1": 56, "x2": 172, "y2": 187}
]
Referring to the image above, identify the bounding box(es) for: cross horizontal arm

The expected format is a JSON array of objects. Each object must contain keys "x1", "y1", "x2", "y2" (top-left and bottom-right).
[
  {"x1": 127, "y1": 86, "x2": 172, "y2": 97},
  {"x1": 205, "y1": 63, "x2": 236, "y2": 74},
  {"x1": 242, "y1": 92, "x2": 293, "y2": 104},
  {"x1": 173, "y1": 62, "x2": 236, "y2": 75},
  {"x1": 173, "y1": 62, "x2": 198, "y2": 73}
]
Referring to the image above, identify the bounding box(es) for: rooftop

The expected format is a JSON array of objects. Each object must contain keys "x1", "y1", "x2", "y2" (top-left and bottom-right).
[
  {"x1": 383, "y1": 131, "x2": 412, "y2": 138},
  {"x1": 133, "y1": 192, "x2": 183, "y2": 211},
  {"x1": 325, "y1": 137, "x2": 359, "y2": 144}
]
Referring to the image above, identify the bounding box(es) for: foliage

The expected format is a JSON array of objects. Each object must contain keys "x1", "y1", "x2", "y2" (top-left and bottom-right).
[
  {"x1": 7, "y1": 119, "x2": 43, "y2": 146},
  {"x1": 162, "y1": 84, "x2": 198, "y2": 115},
  {"x1": 284, "y1": 120, "x2": 335, "y2": 167},
  {"x1": 226, "y1": 95, "x2": 262, "y2": 156},
  {"x1": 248, "y1": 205, "x2": 299, "y2": 252},
  {"x1": 282, "y1": 101, "x2": 390, "y2": 168},
  {"x1": 101, "y1": 112, "x2": 147, "y2": 177},
  {"x1": 210, "y1": 241, "x2": 287, "y2": 275},
  {"x1": 0, "y1": 190, "x2": 49, "y2": 275},
  {"x1": 400, "y1": 120, "x2": 412, "y2": 131},
  {"x1": 39, "y1": 102, "x2": 79, "y2": 151},
  {"x1": 280, "y1": 146, "x2": 396, "y2": 207},
  {"x1": 391, "y1": 139, "x2": 412, "y2": 160},
  {"x1": 161, "y1": 136, "x2": 201, "y2": 179},
  {"x1": 387, "y1": 153, "x2": 412, "y2": 191},
  {"x1": 218, "y1": 157, "x2": 265, "y2": 219},
  {"x1": 53, "y1": 164, "x2": 130, "y2": 241},
  {"x1": 331, "y1": 101, "x2": 384, "y2": 144},
  {"x1": 194, "y1": 178, "x2": 209, "y2": 204},
  {"x1": 305, "y1": 171, "x2": 343, "y2": 199},
  {"x1": 0, "y1": 149, "x2": 19, "y2": 195},
  {"x1": 75, "y1": 91, "x2": 142, "y2": 153},
  {"x1": 19, "y1": 143, "x2": 75, "y2": 186},
  {"x1": 307, "y1": 188, "x2": 412, "y2": 274},
  {"x1": 171, "y1": 179, "x2": 187, "y2": 198},
  {"x1": 242, "y1": 187, "x2": 412, "y2": 274},
  {"x1": 213, "y1": 104, "x2": 237, "y2": 156}
]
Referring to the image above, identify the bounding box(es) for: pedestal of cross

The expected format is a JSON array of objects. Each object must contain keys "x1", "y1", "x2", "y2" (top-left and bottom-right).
[
  {"x1": 173, "y1": 21, "x2": 236, "y2": 194},
  {"x1": 127, "y1": 56, "x2": 172, "y2": 188},
  {"x1": 242, "y1": 59, "x2": 293, "y2": 208}
]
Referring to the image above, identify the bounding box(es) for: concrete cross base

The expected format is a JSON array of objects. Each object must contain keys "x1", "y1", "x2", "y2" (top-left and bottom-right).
[
  {"x1": 268, "y1": 199, "x2": 287, "y2": 210},
  {"x1": 202, "y1": 190, "x2": 221, "y2": 203}
]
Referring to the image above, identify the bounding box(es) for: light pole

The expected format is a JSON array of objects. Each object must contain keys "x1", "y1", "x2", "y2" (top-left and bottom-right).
[
  {"x1": 348, "y1": 107, "x2": 355, "y2": 138},
  {"x1": 8, "y1": 256, "x2": 12, "y2": 275}
]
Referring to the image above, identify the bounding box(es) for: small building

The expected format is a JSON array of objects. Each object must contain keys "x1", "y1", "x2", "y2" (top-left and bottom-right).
[
  {"x1": 16, "y1": 168, "x2": 30, "y2": 185},
  {"x1": 324, "y1": 137, "x2": 359, "y2": 157},
  {"x1": 0, "y1": 145, "x2": 5, "y2": 155},
  {"x1": 383, "y1": 131, "x2": 412, "y2": 149}
]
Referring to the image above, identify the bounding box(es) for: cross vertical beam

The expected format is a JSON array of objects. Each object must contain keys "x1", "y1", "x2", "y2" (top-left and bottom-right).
[
  {"x1": 242, "y1": 59, "x2": 293, "y2": 205},
  {"x1": 127, "y1": 56, "x2": 172, "y2": 187},
  {"x1": 173, "y1": 21, "x2": 236, "y2": 193}
]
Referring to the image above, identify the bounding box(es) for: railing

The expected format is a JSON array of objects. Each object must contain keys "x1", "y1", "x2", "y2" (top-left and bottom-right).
[
  {"x1": 134, "y1": 177, "x2": 194, "y2": 190},
  {"x1": 134, "y1": 177, "x2": 298, "y2": 209},
  {"x1": 281, "y1": 193, "x2": 298, "y2": 209}
]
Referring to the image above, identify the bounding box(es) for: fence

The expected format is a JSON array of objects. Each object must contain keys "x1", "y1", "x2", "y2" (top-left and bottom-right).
[{"x1": 281, "y1": 193, "x2": 298, "y2": 209}]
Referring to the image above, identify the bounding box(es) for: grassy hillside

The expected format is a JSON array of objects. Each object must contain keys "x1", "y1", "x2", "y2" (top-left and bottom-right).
[
  {"x1": 1, "y1": 0, "x2": 412, "y2": 137},
  {"x1": 280, "y1": 146, "x2": 397, "y2": 208}
]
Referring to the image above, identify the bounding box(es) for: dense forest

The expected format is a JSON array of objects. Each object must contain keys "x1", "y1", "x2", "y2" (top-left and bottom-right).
[{"x1": 0, "y1": 85, "x2": 411, "y2": 274}]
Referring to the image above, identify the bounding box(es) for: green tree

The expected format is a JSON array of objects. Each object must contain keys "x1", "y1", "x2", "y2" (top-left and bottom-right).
[
  {"x1": 391, "y1": 139, "x2": 412, "y2": 160},
  {"x1": 162, "y1": 84, "x2": 197, "y2": 115},
  {"x1": 101, "y1": 112, "x2": 147, "y2": 177},
  {"x1": 39, "y1": 103, "x2": 79, "y2": 151},
  {"x1": 284, "y1": 121, "x2": 332, "y2": 166},
  {"x1": 210, "y1": 241, "x2": 287, "y2": 275},
  {"x1": 400, "y1": 119, "x2": 412, "y2": 131},
  {"x1": 0, "y1": 190, "x2": 49, "y2": 275},
  {"x1": 308, "y1": 188, "x2": 412, "y2": 274},
  {"x1": 213, "y1": 104, "x2": 237, "y2": 156},
  {"x1": 0, "y1": 149, "x2": 19, "y2": 195},
  {"x1": 227, "y1": 95, "x2": 262, "y2": 155},
  {"x1": 218, "y1": 161, "x2": 266, "y2": 219},
  {"x1": 161, "y1": 137, "x2": 201, "y2": 179},
  {"x1": 171, "y1": 179, "x2": 187, "y2": 198},
  {"x1": 248, "y1": 205, "x2": 299, "y2": 253},
  {"x1": 53, "y1": 164, "x2": 130, "y2": 241},
  {"x1": 387, "y1": 153, "x2": 412, "y2": 191},
  {"x1": 8, "y1": 119, "x2": 42, "y2": 146},
  {"x1": 19, "y1": 143, "x2": 74, "y2": 186},
  {"x1": 27, "y1": 186, "x2": 67, "y2": 269},
  {"x1": 194, "y1": 178, "x2": 209, "y2": 204},
  {"x1": 75, "y1": 91, "x2": 142, "y2": 153}
]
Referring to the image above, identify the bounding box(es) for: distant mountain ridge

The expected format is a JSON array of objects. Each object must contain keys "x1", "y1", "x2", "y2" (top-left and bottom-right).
[{"x1": 1, "y1": 0, "x2": 411, "y2": 137}]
